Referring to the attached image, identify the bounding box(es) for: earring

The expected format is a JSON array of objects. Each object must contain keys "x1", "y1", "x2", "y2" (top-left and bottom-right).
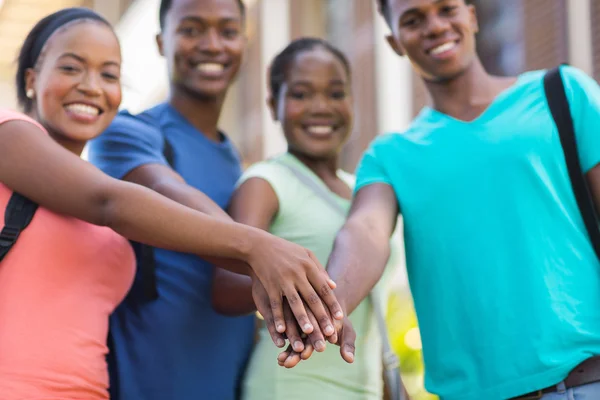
[{"x1": 26, "y1": 89, "x2": 34, "y2": 99}]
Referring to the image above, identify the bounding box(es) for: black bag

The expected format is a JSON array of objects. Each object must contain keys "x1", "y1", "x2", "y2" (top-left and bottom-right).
[{"x1": 543, "y1": 66, "x2": 600, "y2": 260}]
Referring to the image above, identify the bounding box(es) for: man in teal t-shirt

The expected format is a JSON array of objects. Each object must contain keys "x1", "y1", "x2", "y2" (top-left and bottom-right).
[{"x1": 318, "y1": 1, "x2": 600, "y2": 399}]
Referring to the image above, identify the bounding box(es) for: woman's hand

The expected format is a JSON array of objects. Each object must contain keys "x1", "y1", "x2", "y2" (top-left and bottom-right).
[{"x1": 248, "y1": 243, "x2": 343, "y2": 343}]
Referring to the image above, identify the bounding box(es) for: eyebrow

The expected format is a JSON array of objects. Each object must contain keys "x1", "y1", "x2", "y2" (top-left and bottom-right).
[
  {"x1": 400, "y1": 0, "x2": 446, "y2": 19},
  {"x1": 290, "y1": 79, "x2": 347, "y2": 86},
  {"x1": 58, "y1": 52, "x2": 120, "y2": 67},
  {"x1": 179, "y1": 16, "x2": 241, "y2": 25}
]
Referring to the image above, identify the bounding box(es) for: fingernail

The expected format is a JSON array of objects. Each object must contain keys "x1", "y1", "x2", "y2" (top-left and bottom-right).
[
  {"x1": 293, "y1": 341, "x2": 303, "y2": 352},
  {"x1": 277, "y1": 324, "x2": 285, "y2": 332},
  {"x1": 276, "y1": 338, "x2": 285, "y2": 347},
  {"x1": 334, "y1": 311, "x2": 343, "y2": 319},
  {"x1": 316, "y1": 340, "x2": 326, "y2": 351},
  {"x1": 347, "y1": 353, "x2": 354, "y2": 362},
  {"x1": 328, "y1": 279, "x2": 337, "y2": 288},
  {"x1": 303, "y1": 323, "x2": 313, "y2": 332},
  {"x1": 324, "y1": 325, "x2": 334, "y2": 336}
]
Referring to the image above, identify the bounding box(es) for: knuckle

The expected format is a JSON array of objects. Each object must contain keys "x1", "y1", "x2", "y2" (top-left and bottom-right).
[
  {"x1": 306, "y1": 292, "x2": 320, "y2": 305},
  {"x1": 270, "y1": 298, "x2": 282, "y2": 309},
  {"x1": 319, "y1": 283, "x2": 332, "y2": 297},
  {"x1": 287, "y1": 293, "x2": 300, "y2": 305}
]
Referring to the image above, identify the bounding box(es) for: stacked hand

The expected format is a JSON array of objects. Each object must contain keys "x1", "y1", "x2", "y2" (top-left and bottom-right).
[
  {"x1": 251, "y1": 275, "x2": 356, "y2": 368},
  {"x1": 246, "y1": 230, "x2": 344, "y2": 339}
]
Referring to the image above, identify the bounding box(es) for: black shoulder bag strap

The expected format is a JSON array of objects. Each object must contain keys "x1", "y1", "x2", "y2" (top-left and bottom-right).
[
  {"x1": 136, "y1": 111, "x2": 176, "y2": 301},
  {"x1": 544, "y1": 67, "x2": 600, "y2": 260},
  {"x1": 0, "y1": 192, "x2": 39, "y2": 262}
]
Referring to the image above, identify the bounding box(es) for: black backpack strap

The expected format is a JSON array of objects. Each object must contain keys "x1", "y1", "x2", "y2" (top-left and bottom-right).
[
  {"x1": 544, "y1": 66, "x2": 600, "y2": 260},
  {"x1": 0, "y1": 192, "x2": 38, "y2": 262}
]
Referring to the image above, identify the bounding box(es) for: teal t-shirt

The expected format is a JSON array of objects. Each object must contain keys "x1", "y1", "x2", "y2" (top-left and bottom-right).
[{"x1": 355, "y1": 66, "x2": 600, "y2": 400}]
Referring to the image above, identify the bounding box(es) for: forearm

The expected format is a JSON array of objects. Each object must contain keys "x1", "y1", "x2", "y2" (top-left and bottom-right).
[
  {"x1": 327, "y1": 220, "x2": 390, "y2": 315},
  {"x1": 142, "y1": 175, "x2": 250, "y2": 273},
  {"x1": 104, "y1": 180, "x2": 262, "y2": 266},
  {"x1": 212, "y1": 270, "x2": 255, "y2": 315},
  {"x1": 151, "y1": 178, "x2": 231, "y2": 221}
]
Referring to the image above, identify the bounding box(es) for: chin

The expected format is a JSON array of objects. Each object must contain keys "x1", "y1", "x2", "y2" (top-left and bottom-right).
[{"x1": 184, "y1": 82, "x2": 230, "y2": 101}]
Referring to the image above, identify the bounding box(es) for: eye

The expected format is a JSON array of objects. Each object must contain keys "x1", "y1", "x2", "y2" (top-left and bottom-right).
[
  {"x1": 400, "y1": 16, "x2": 420, "y2": 27},
  {"x1": 330, "y1": 91, "x2": 347, "y2": 100},
  {"x1": 102, "y1": 72, "x2": 120, "y2": 82},
  {"x1": 180, "y1": 26, "x2": 200, "y2": 37},
  {"x1": 289, "y1": 90, "x2": 308, "y2": 100},
  {"x1": 222, "y1": 28, "x2": 239, "y2": 39},
  {"x1": 440, "y1": 5, "x2": 458, "y2": 15},
  {"x1": 59, "y1": 65, "x2": 80, "y2": 74}
]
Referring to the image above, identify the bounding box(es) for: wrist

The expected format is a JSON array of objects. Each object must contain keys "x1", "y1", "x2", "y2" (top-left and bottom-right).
[{"x1": 236, "y1": 225, "x2": 266, "y2": 267}]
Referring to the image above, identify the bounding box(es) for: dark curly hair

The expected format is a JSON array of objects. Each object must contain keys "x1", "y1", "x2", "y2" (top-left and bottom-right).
[{"x1": 159, "y1": 0, "x2": 246, "y2": 29}]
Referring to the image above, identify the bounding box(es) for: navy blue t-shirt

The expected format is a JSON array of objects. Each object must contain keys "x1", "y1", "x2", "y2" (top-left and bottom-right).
[{"x1": 88, "y1": 103, "x2": 255, "y2": 400}]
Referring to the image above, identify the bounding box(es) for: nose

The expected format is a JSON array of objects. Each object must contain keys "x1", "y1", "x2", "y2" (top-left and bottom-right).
[
  {"x1": 424, "y1": 14, "x2": 451, "y2": 38},
  {"x1": 77, "y1": 71, "x2": 102, "y2": 97},
  {"x1": 310, "y1": 94, "x2": 334, "y2": 114},
  {"x1": 198, "y1": 28, "x2": 224, "y2": 53}
]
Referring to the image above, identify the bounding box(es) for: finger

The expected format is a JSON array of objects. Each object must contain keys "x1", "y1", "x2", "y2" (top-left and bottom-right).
[
  {"x1": 254, "y1": 287, "x2": 286, "y2": 347},
  {"x1": 278, "y1": 344, "x2": 293, "y2": 366},
  {"x1": 300, "y1": 342, "x2": 314, "y2": 360},
  {"x1": 283, "y1": 351, "x2": 302, "y2": 369},
  {"x1": 340, "y1": 322, "x2": 357, "y2": 364},
  {"x1": 284, "y1": 304, "x2": 305, "y2": 353},
  {"x1": 297, "y1": 281, "x2": 334, "y2": 338},
  {"x1": 304, "y1": 305, "x2": 327, "y2": 352},
  {"x1": 282, "y1": 285, "x2": 314, "y2": 334},
  {"x1": 266, "y1": 287, "x2": 286, "y2": 334},
  {"x1": 306, "y1": 252, "x2": 344, "y2": 321}
]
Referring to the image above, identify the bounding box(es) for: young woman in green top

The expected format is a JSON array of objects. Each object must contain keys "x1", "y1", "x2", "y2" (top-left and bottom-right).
[{"x1": 212, "y1": 37, "x2": 398, "y2": 400}]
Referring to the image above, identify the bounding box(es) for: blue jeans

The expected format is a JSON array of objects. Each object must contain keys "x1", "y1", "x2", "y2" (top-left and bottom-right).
[{"x1": 540, "y1": 381, "x2": 600, "y2": 399}]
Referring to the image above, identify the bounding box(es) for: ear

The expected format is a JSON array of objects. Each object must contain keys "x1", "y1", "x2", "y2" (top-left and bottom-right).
[
  {"x1": 467, "y1": 4, "x2": 479, "y2": 34},
  {"x1": 267, "y1": 95, "x2": 277, "y2": 121},
  {"x1": 156, "y1": 33, "x2": 165, "y2": 57},
  {"x1": 24, "y1": 68, "x2": 36, "y2": 97},
  {"x1": 385, "y1": 34, "x2": 405, "y2": 57}
]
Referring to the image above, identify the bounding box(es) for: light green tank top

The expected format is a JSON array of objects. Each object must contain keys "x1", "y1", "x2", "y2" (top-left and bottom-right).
[{"x1": 240, "y1": 153, "x2": 398, "y2": 400}]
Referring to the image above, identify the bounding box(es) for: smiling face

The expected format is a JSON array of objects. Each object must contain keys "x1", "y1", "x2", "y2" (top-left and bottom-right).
[
  {"x1": 25, "y1": 20, "x2": 122, "y2": 151},
  {"x1": 157, "y1": 0, "x2": 245, "y2": 100},
  {"x1": 385, "y1": 0, "x2": 479, "y2": 82},
  {"x1": 271, "y1": 47, "x2": 353, "y2": 160}
]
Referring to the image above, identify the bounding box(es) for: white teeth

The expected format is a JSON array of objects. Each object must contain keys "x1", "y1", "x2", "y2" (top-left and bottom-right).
[
  {"x1": 307, "y1": 126, "x2": 333, "y2": 135},
  {"x1": 65, "y1": 103, "x2": 99, "y2": 116},
  {"x1": 430, "y1": 41, "x2": 456, "y2": 55},
  {"x1": 196, "y1": 63, "x2": 224, "y2": 73}
]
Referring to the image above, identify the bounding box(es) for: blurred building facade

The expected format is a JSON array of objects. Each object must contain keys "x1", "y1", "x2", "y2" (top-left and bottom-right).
[{"x1": 0, "y1": 0, "x2": 597, "y2": 169}]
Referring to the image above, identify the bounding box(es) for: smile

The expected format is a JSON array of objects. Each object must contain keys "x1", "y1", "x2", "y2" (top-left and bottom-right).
[
  {"x1": 428, "y1": 41, "x2": 459, "y2": 56},
  {"x1": 304, "y1": 125, "x2": 337, "y2": 137},
  {"x1": 195, "y1": 63, "x2": 226, "y2": 75},
  {"x1": 64, "y1": 103, "x2": 101, "y2": 117}
]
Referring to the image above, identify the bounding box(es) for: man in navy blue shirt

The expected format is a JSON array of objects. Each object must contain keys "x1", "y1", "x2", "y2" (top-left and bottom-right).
[{"x1": 88, "y1": 0, "x2": 333, "y2": 398}]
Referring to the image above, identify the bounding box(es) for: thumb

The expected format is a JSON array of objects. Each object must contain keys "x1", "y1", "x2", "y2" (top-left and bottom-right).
[{"x1": 339, "y1": 321, "x2": 356, "y2": 363}]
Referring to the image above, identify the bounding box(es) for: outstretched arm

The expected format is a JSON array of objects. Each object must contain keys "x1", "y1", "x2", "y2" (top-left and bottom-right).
[
  {"x1": 0, "y1": 119, "x2": 342, "y2": 339},
  {"x1": 326, "y1": 183, "x2": 399, "y2": 315}
]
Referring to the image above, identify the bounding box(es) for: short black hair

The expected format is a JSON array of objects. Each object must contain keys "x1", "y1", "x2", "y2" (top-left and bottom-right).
[
  {"x1": 269, "y1": 37, "x2": 351, "y2": 105},
  {"x1": 159, "y1": 0, "x2": 246, "y2": 30},
  {"x1": 15, "y1": 8, "x2": 111, "y2": 113}
]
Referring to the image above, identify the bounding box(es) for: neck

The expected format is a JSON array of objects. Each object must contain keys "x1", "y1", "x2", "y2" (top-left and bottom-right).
[
  {"x1": 28, "y1": 110, "x2": 85, "y2": 156},
  {"x1": 168, "y1": 86, "x2": 226, "y2": 142},
  {"x1": 290, "y1": 150, "x2": 339, "y2": 180},
  {"x1": 424, "y1": 58, "x2": 514, "y2": 121}
]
